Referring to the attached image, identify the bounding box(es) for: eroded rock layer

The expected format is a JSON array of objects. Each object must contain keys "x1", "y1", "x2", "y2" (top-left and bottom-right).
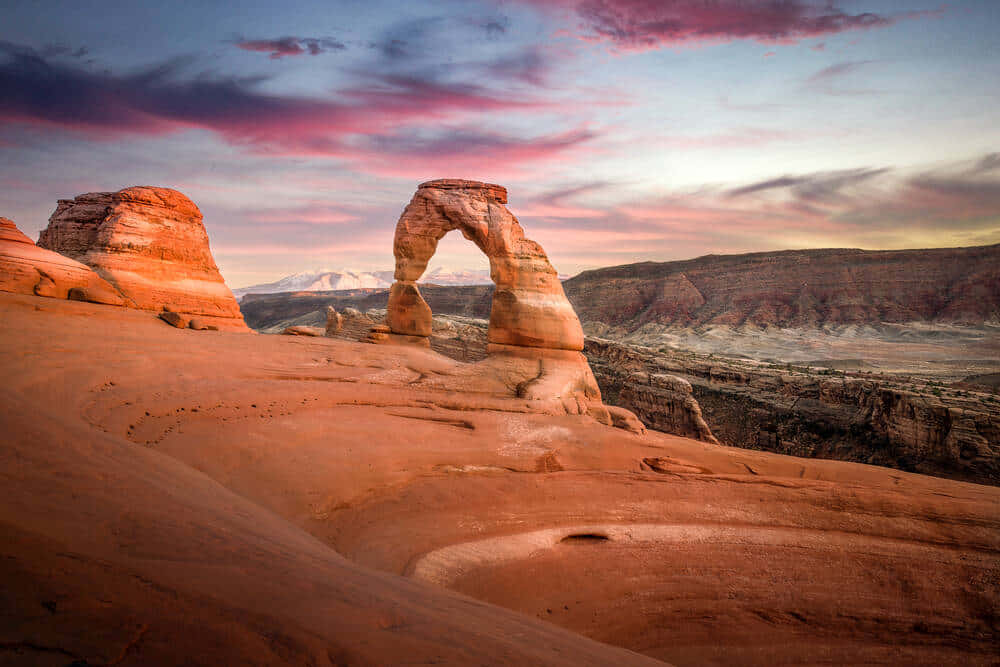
[
  {"x1": 0, "y1": 217, "x2": 123, "y2": 304},
  {"x1": 563, "y1": 244, "x2": 1000, "y2": 329},
  {"x1": 38, "y1": 187, "x2": 248, "y2": 331}
]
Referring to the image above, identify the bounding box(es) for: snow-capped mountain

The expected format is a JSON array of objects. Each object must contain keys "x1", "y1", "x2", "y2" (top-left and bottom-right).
[
  {"x1": 233, "y1": 267, "x2": 494, "y2": 298},
  {"x1": 419, "y1": 267, "x2": 492, "y2": 285},
  {"x1": 232, "y1": 269, "x2": 394, "y2": 298}
]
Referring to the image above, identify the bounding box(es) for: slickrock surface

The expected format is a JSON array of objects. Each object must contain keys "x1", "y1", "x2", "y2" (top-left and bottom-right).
[
  {"x1": 563, "y1": 244, "x2": 1000, "y2": 329},
  {"x1": 0, "y1": 216, "x2": 123, "y2": 304},
  {"x1": 1, "y1": 291, "x2": 998, "y2": 665},
  {"x1": 37, "y1": 186, "x2": 248, "y2": 331}
]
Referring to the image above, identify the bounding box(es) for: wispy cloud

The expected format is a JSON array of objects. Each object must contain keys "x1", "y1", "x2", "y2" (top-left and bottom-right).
[
  {"x1": 233, "y1": 36, "x2": 346, "y2": 59},
  {"x1": 516, "y1": 0, "x2": 933, "y2": 51},
  {"x1": 0, "y1": 43, "x2": 577, "y2": 176}
]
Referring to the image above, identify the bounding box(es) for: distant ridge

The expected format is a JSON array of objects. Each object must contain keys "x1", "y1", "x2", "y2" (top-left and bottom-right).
[
  {"x1": 239, "y1": 244, "x2": 1000, "y2": 331},
  {"x1": 562, "y1": 244, "x2": 1000, "y2": 329}
]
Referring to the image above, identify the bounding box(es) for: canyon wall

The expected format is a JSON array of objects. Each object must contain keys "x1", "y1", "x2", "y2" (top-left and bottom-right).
[
  {"x1": 563, "y1": 245, "x2": 1000, "y2": 329},
  {"x1": 584, "y1": 339, "x2": 999, "y2": 485}
]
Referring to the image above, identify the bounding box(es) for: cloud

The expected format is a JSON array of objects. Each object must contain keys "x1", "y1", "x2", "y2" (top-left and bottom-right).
[
  {"x1": 520, "y1": 155, "x2": 1000, "y2": 266},
  {"x1": 516, "y1": 0, "x2": 931, "y2": 51},
  {"x1": 0, "y1": 43, "x2": 558, "y2": 162},
  {"x1": 234, "y1": 36, "x2": 346, "y2": 59},
  {"x1": 332, "y1": 126, "x2": 597, "y2": 179}
]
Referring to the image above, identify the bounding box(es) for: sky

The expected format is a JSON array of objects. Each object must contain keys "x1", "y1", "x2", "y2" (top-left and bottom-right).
[{"x1": 2, "y1": 0, "x2": 999, "y2": 288}]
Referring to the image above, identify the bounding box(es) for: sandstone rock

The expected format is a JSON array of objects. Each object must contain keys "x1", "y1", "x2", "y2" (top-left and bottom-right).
[
  {"x1": 67, "y1": 285, "x2": 125, "y2": 306},
  {"x1": 584, "y1": 338, "x2": 720, "y2": 444},
  {"x1": 0, "y1": 217, "x2": 33, "y2": 245},
  {"x1": 188, "y1": 318, "x2": 218, "y2": 331},
  {"x1": 562, "y1": 244, "x2": 1000, "y2": 329},
  {"x1": 389, "y1": 179, "x2": 583, "y2": 351},
  {"x1": 37, "y1": 186, "x2": 248, "y2": 331},
  {"x1": 387, "y1": 281, "x2": 432, "y2": 336},
  {"x1": 0, "y1": 217, "x2": 124, "y2": 303},
  {"x1": 607, "y1": 405, "x2": 647, "y2": 435},
  {"x1": 282, "y1": 325, "x2": 324, "y2": 337},
  {"x1": 325, "y1": 306, "x2": 343, "y2": 336},
  {"x1": 159, "y1": 310, "x2": 189, "y2": 328}
]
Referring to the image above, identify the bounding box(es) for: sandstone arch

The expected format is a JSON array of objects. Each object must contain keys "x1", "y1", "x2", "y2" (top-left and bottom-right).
[{"x1": 388, "y1": 179, "x2": 584, "y2": 351}]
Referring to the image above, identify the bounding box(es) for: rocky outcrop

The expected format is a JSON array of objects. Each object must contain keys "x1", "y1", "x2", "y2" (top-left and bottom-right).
[
  {"x1": 325, "y1": 306, "x2": 343, "y2": 336},
  {"x1": 585, "y1": 338, "x2": 718, "y2": 443},
  {"x1": 383, "y1": 180, "x2": 607, "y2": 413},
  {"x1": 0, "y1": 217, "x2": 123, "y2": 305},
  {"x1": 38, "y1": 187, "x2": 248, "y2": 331},
  {"x1": 563, "y1": 244, "x2": 1000, "y2": 329},
  {"x1": 584, "y1": 338, "x2": 1000, "y2": 485}
]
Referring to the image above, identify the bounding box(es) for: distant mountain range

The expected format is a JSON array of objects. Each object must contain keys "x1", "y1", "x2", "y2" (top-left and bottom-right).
[
  {"x1": 239, "y1": 244, "x2": 1000, "y2": 330},
  {"x1": 232, "y1": 267, "x2": 493, "y2": 298}
]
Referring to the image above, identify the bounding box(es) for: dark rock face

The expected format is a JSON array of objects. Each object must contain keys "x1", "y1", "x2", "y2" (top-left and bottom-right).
[
  {"x1": 583, "y1": 339, "x2": 1000, "y2": 485},
  {"x1": 562, "y1": 245, "x2": 1000, "y2": 329},
  {"x1": 585, "y1": 339, "x2": 717, "y2": 443}
]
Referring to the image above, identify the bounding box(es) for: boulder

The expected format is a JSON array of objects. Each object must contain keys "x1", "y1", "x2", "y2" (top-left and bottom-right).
[
  {"x1": 159, "y1": 310, "x2": 189, "y2": 329},
  {"x1": 37, "y1": 187, "x2": 248, "y2": 331},
  {"x1": 282, "y1": 326, "x2": 324, "y2": 337},
  {"x1": 0, "y1": 217, "x2": 124, "y2": 304},
  {"x1": 188, "y1": 317, "x2": 219, "y2": 331}
]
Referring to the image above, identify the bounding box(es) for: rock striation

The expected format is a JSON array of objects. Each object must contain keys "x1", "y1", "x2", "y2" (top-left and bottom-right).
[
  {"x1": 563, "y1": 244, "x2": 1000, "y2": 329},
  {"x1": 384, "y1": 180, "x2": 607, "y2": 414},
  {"x1": 0, "y1": 217, "x2": 123, "y2": 305},
  {"x1": 585, "y1": 338, "x2": 1000, "y2": 485},
  {"x1": 38, "y1": 187, "x2": 248, "y2": 331}
]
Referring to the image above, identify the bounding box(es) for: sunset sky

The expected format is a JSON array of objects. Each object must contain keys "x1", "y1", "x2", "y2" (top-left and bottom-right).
[{"x1": 2, "y1": 0, "x2": 999, "y2": 287}]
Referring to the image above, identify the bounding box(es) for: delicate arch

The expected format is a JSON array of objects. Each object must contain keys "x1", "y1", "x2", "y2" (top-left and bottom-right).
[{"x1": 387, "y1": 179, "x2": 584, "y2": 351}]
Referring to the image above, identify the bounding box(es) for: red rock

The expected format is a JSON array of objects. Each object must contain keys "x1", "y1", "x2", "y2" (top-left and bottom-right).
[
  {"x1": 159, "y1": 310, "x2": 189, "y2": 328},
  {"x1": 381, "y1": 180, "x2": 641, "y2": 429},
  {"x1": 282, "y1": 325, "x2": 324, "y2": 337},
  {"x1": 67, "y1": 285, "x2": 125, "y2": 306},
  {"x1": 563, "y1": 244, "x2": 1000, "y2": 328},
  {"x1": 390, "y1": 179, "x2": 583, "y2": 351},
  {"x1": 37, "y1": 186, "x2": 248, "y2": 331},
  {"x1": 0, "y1": 217, "x2": 124, "y2": 304},
  {"x1": 188, "y1": 317, "x2": 218, "y2": 331}
]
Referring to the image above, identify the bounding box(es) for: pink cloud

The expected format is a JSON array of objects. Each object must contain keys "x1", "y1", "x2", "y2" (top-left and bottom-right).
[
  {"x1": 517, "y1": 1, "x2": 932, "y2": 51},
  {"x1": 234, "y1": 36, "x2": 346, "y2": 59}
]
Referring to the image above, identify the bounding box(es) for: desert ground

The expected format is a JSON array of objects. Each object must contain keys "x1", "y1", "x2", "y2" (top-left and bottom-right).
[{"x1": 2, "y1": 290, "x2": 997, "y2": 665}]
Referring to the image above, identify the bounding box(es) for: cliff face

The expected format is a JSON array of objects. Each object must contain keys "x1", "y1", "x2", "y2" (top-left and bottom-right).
[
  {"x1": 563, "y1": 245, "x2": 1000, "y2": 329},
  {"x1": 585, "y1": 339, "x2": 717, "y2": 443},
  {"x1": 583, "y1": 339, "x2": 1000, "y2": 485}
]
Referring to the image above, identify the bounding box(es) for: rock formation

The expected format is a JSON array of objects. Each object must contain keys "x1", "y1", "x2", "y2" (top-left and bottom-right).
[
  {"x1": 384, "y1": 180, "x2": 608, "y2": 414},
  {"x1": 563, "y1": 244, "x2": 1000, "y2": 329},
  {"x1": 390, "y1": 180, "x2": 583, "y2": 350},
  {"x1": 325, "y1": 306, "x2": 343, "y2": 336},
  {"x1": 0, "y1": 217, "x2": 123, "y2": 305},
  {"x1": 585, "y1": 337, "x2": 1000, "y2": 485},
  {"x1": 37, "y1": 187, "x2": 248, "y2": 331}
]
